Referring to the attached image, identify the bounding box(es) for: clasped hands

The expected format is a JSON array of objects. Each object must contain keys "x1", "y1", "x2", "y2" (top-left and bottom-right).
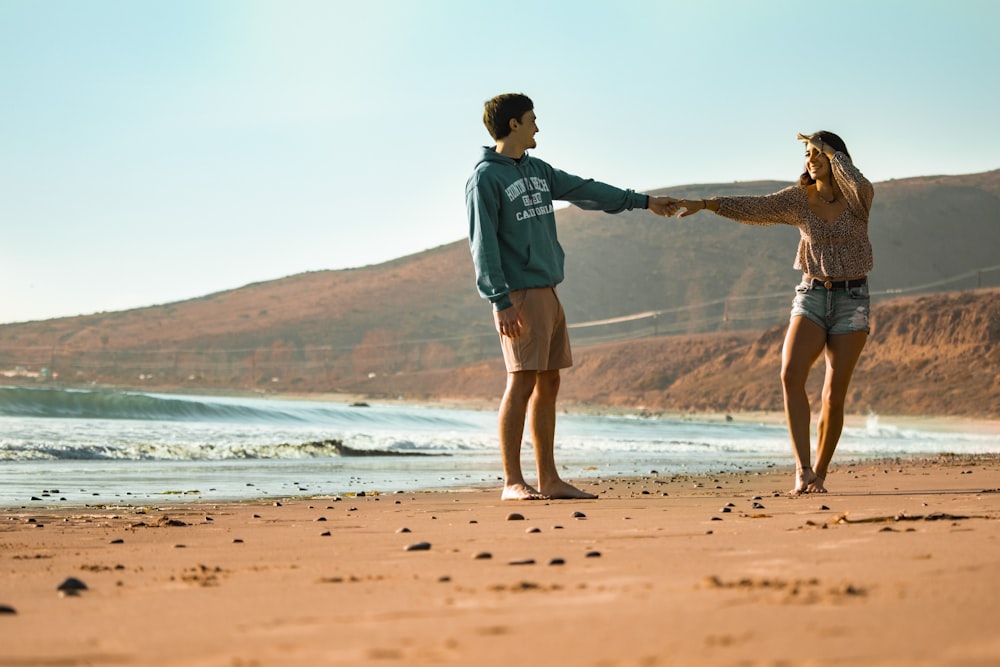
[{"x1": 647, "y1": 195, "x2": 705, "y2": 219}]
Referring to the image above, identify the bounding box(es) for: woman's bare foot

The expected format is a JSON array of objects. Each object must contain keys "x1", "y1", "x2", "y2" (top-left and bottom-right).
[
  {"x1": 790, "y1": 467, "x2": 818, "y2": 495},
  {"x1": 501, "y1": 483, "x2": 549, "y2": 501},
  {"x1": 806, "y1": 475, "x2": 828, "y2": 494},
  {"x1": 539, "y1": 480, "x2": 598, "y2": 500}
]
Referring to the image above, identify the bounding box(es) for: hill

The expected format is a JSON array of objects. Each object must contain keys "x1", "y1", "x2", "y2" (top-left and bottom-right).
[{"x1": 0, "y1": 169, "x2": 997, "y2": 418}]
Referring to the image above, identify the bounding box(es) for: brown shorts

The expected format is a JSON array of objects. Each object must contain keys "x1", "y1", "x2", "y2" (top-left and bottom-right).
[{"x1": 498, "y1": 287, "x2": 573, "y2": 373}]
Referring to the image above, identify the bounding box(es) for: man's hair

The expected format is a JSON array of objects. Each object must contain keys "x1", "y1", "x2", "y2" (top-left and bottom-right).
[{"x1": 482, "y1": 93, "x2": 534, "y2": 141}]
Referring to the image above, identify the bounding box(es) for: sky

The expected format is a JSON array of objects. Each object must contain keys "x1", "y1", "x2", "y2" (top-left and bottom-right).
[{"x1": 2, "y1": 0, "x2": 998, "y2": 325}]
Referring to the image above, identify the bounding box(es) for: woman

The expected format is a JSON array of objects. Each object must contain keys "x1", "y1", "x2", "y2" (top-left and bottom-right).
[{"x1": 675, "y1": 131, "x2": 874, "y2": 494}]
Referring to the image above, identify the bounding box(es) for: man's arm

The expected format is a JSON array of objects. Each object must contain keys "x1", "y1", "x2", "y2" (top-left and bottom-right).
[
  {"x1": 546, "y1": 164, "x2": 676, "y2": 216},
  {"x1": 466, "y1": 173, "x2": 527, "y2": 337},
  {"x1": 466, "y1": 175, "x2": 513, "y2": 312}
]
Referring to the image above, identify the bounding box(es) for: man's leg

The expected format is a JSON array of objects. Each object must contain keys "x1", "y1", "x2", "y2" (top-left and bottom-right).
[
  {"x1": 530, "y1": 370, "x2": 597, "y2": 500},
  {"x1": 498, "y1": 370, "x2": 546, "y2": 500}
]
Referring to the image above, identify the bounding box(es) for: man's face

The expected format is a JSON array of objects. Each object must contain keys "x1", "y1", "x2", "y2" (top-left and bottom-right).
[{"x1": 510, "y1": 110, "x2": 539, "y2": 150}]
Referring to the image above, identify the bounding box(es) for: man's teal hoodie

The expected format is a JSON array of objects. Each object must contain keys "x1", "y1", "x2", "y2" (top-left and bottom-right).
[{"x1": 466, "y1": 147, "x2": 649, "y2": 312}]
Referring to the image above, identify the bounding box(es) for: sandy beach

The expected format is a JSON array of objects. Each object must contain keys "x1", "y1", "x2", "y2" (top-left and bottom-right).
[{"x1": 2, "y1": 454, "x2": 999, "y2": 667}]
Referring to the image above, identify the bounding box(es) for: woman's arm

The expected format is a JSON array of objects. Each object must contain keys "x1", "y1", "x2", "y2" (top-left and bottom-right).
[
  {"x1": 830, "y1": 152, "x2": 874, "y2": 218},
  {"x1": 675, "y1": 187, "x2": 802, "y2": 226}
]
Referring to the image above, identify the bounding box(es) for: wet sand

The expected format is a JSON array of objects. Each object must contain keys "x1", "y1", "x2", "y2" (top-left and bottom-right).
[{"x1": 2, "y1": 454, "x2": 999, "y2": 666}]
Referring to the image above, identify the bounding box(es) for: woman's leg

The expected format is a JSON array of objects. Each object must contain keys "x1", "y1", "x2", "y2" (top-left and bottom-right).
[
  {"x1": 781, "y1": 316, "x2": 828, "y2": 493},
  {"x1": 811, "y1": 330, "x2": 868, "y2": 492}
]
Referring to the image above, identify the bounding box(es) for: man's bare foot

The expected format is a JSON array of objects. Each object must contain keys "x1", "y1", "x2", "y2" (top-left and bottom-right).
[
  {"x1": 806, "y1": 475, "x2": 828, "y2": 494},
  {"x1": 539, "y1": 480, "x2": 598, "y2": 500},
  {"x1": 501, "y1": 483, "x2": 549, "y2": 501},
  {"x1": 790, "y1": 467, "x2": 818, "y2": 495}
]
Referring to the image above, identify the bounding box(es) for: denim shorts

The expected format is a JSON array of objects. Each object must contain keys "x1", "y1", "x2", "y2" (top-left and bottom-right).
[{"x1": 790, "y1": 280, "x2": 871, "y2": 334}]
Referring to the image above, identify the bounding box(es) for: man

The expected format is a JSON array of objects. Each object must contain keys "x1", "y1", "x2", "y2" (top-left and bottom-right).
[{"x1": 466, "y1": 93, "x2": 677, "y2": 500}]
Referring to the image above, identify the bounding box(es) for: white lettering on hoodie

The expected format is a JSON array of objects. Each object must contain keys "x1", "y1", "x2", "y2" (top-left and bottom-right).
[{"x1": 506, "y1": 177, "x2": 553, "y2": 221}]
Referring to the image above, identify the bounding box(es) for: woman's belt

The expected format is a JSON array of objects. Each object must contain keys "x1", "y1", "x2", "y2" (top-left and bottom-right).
[{"x1": 810, "y1": 277, "x2": 867, "y2": 290}]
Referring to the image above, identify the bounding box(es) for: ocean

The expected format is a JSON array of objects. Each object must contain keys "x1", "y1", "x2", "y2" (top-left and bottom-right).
[{"x1": 1, "y1": 386, "x2": 997, "y2": 507}]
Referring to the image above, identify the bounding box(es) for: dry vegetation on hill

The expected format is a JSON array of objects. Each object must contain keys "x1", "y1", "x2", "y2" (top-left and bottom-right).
[{"x1": 357, "y1": 289, "x2": 1000, "y2": 419}]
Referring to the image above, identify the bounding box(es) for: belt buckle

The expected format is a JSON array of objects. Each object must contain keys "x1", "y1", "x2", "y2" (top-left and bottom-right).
[{"x1": 823, "y1": 280, "x2": 833, "y2": 289}]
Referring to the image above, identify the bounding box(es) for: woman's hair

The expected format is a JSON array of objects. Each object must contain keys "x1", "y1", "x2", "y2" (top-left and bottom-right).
[
  {"x1": 800, "y1": 130, "x2": 851, "y2": 185},
  {"x1": 483, "y1": 93, "x2": 534, "y2": 141}
]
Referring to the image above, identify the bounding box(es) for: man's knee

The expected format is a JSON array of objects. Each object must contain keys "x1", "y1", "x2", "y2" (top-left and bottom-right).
[
  {"x1": 534, "y1": 370, "x2": 560, "y2": 398},
  {"x1": 504, "y1": 371, "x2": 538, "y2": 404}
]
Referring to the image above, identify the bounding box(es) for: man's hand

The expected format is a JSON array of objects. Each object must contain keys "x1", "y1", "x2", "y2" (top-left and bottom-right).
[
  {"x1": 647, "y1": 196, "x2": 680, "y2": 217},
  {"x1": 494, "y1": 305, "x2": 523, "y2": 338}
]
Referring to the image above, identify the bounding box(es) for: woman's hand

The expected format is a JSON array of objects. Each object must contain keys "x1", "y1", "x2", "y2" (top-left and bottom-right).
[
  {"x1": 675, "y1": 199, "x2": 708, "y2": 218},
  {"x1": 798, "y1": 132, "x2": 830, "y2": 156}
]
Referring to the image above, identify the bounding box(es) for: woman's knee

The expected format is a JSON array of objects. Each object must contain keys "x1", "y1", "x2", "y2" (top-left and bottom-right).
[
  {"x1": 780, "y1": 364, "x2": 809, "y2": 391},
  {"x1": 821, "y1": 385, "x2": 849, "y2": 412}
]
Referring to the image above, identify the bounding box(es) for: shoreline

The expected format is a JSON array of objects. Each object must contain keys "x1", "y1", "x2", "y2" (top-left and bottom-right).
[
  {"x1": 3, "y1": 451, "x2": 995, "y2": 512},
  {"x1": 3, "y1": 454, "x2": 998, "y2": 666}
]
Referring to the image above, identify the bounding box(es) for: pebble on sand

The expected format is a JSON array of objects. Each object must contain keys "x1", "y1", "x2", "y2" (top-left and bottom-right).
[
  {"x1": 506, "y1": 513, "x2": 525, "y2": 521},
  {"x1": 473, "y1": 552, "x2": 492, "y2": 560},
  {"x1": 572, "y1": 511, "x2": 587, "y2": 519},
  {"x1": 57, "y1": 577, "x2": 88, "y2": 597},
  {"x1": 404, "y1": 542, "x2": 432, "y2": 552},
  {"x1": 0, "y1": 604, "x2": 17, "y2": 615}
]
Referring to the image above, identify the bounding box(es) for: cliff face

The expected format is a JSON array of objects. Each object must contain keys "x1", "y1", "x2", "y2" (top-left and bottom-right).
[{"x1": 357, "y1": 289, "x2": 1000, "y2": 420}]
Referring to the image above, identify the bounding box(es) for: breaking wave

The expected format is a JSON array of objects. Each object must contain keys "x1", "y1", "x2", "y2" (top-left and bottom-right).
[{"x1": 0, "y1": 386, "x2": 306, "y2": 422}]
